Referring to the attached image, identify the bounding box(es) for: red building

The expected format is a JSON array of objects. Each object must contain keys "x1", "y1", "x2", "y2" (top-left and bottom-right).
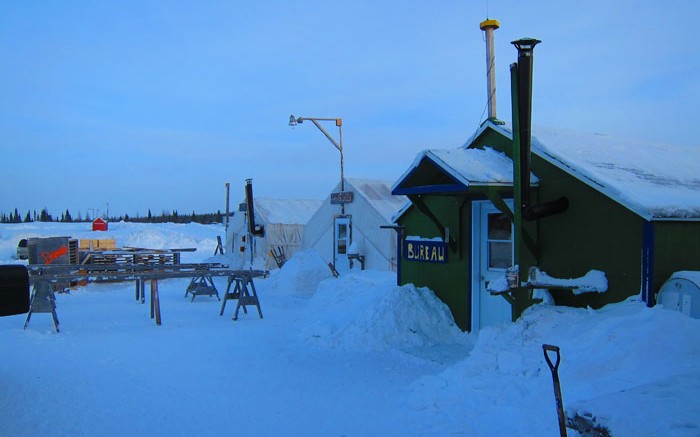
[{"x1": 92, "y1": 217, "x2": 108, "y2": 231}]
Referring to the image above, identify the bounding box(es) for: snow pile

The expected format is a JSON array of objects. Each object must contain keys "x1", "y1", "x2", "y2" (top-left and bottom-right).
[
  {"x1": 406, "y1": 298, "x2": 700, "y2": 436},
  {"x1": 264, "y1": 249, "x2": 332, "y2": 295},
  {"x1": 486, "y1": 274, "x2": 510, "y2": 293},
  {"x1": 119, "y1": 224, "x2": 216, "y2": 254},
  {"x1": 301, "y1": 271, "x2": 468, "y2": 352}
]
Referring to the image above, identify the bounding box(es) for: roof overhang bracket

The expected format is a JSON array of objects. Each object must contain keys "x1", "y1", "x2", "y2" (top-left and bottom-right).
[{"x1": 410, "y1": 195, "x2": 457, "y2": 252}]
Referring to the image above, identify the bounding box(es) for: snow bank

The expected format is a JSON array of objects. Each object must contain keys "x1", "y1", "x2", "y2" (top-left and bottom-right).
[
  {"x1": 301, "y1": 272, "x2": 468, "y2": 352},
  {"x1": 263, "y1": 249, "x2": 332, "y2": 295},
  {"x1": 260, "y1": 250, "x2": 469, "y2": 355},
  {"x1": 406, "y1": 298, "x2": 700, "y2": 436},
  {"x1": 119, "y1": 225, "x2": 213, "y2": 253}
]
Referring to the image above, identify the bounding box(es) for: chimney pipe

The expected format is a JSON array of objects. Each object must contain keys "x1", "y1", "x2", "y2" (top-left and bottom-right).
[
  {"x1": 511, "y1": 38, "x2": 569, "y2": 220},
  {"x1": 512, "y1": 38, "x2": 540, "y2": 211},
  {"x1": 245, "y1": 179, "x2": 264, "y2": 237},
  {"x1": 480, "y1": 19, "x2": 500, "y2": 121}
]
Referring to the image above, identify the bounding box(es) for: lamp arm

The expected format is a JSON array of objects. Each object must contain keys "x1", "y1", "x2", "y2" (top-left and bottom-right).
[{"x1": 309, "y1": 119, "x2": 342, "y2": 152}]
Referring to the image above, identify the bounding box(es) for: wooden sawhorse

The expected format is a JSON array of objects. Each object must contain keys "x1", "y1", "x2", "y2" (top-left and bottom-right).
[{"x1": 219, "y1": 274, "x2": 263, "y2": 320}]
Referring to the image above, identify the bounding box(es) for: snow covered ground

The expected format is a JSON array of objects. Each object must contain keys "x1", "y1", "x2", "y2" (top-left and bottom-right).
[{"x1": 1, "y1": 222, "x2": 699, "y2": 436}]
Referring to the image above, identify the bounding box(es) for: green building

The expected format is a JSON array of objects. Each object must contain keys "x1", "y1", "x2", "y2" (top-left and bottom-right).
[{"x1": 392, "y1": 121, "x2": 700, "y2": 331}]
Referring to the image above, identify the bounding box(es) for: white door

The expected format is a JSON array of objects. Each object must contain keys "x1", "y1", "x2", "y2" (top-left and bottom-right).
[
  {"x1": 471, "y1": 201, "x2": 514, "y2": 330},
  {"x1": 334, "y1": 217, "x2": 351, "y2": 272}
]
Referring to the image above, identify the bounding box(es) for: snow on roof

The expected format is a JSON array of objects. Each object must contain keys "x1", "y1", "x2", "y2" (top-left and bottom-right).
[
  {"x1": 250, "y1": 197, "x2": 322, "y2": 225},
  {"x1": 475, "y1": 122, "x2": 700, "y2": 220},
  {"x1": 345, "y1": 178, "x2": 407, "y2": 222},
  {"x1": 428, "y1": 147, "x2": 535, "y2": 186},
  {"x1": 390, "y1": 147, "x2": 539, "y2": 224},
  {"x1": 392, "y1": 146, "x2": 537, "y2": 192},
  {"x1": 391, "y1": 200, "x2": 412, "y2": 224}
]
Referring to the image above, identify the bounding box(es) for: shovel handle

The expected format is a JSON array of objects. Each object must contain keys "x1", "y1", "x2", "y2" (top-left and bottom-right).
[{"x1": 543, "y1": 344, "x2": 561, "y2": 372}]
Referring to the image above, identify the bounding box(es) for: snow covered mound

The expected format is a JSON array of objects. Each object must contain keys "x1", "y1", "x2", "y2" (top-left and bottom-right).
[
  {"x1": 264, "y1": 249, "x2": 332, "y2": 295},
  {"x1": 406, "y1": 298, "x2": 700, "y2": 436},
  {"x1": 0, "y1": 221, "x2": 222, "y2": 264},
  {"x1": 301, "y1": 271, "x2": 467, "y2": 352},
  {"x1": 120, "y1": 224, "x2": 216, "y2": 255}
]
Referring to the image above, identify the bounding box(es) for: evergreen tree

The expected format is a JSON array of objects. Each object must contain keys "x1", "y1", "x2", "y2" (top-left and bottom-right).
[
  {"x1": 39, "y1": 208, "x2": 52, "y2": 222},
  {"x1": 64, "y1": 209, "x2": 73, "y2": 222},
  {"x1": 24, "y1": 210, "x2": 32, "y2": 222}
]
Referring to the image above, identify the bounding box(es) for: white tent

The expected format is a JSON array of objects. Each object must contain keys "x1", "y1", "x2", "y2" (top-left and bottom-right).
[
  {"x1": 226, "y1": 197, "x2": 322, "y2": 269},
  {"x1": 301, "y1": 178, "x2": 407, "y2": 272}
]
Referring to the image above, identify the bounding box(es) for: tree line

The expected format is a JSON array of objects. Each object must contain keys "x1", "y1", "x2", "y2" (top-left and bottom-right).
[{"x1": 0, "y1": 208, "x2": 225, "y2": 225}]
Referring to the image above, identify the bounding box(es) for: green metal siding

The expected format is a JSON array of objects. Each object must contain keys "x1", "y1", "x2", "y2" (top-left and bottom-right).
[
  {"x1": 474, "y1": 126, "x2": 646, "y2": 307},
  {"x1": 399, "y1": 195, "x2": 472, "y2": 330},
  {"x1": 532, "y1": 155, "x2": 645, "y2": 307},
  {"x1": 653, "y1": 222, "x2": 700, "y2": 291},
  {"x1": 473, "y1": 128, "x2": 512, "y2": 154}
]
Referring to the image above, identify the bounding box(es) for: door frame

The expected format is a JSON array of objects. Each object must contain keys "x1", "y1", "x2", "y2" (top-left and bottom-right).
[
  {"x1": 333, "y1": 215, "x2": 351, "y2": 270},
  {"x1": 470, "y1": 199, "x2": 514, "y2": 331}
]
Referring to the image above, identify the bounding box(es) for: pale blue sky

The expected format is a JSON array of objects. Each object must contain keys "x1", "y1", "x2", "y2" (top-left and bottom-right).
[{"x1": 2, "y1": 1, "x2": 698, "y2": 218}]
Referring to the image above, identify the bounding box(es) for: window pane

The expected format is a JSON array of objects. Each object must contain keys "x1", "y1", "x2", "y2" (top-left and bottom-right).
[
  {"x1": 488, "y1": 213, "x2": 511, "y2": 240},
  {"x1": 338, "y1": 224, "x2": 347, "y2": 239},
  {"x1": 337, "y1": 240, "x2": 347, "y2": 254},
  {"x1": 488, "y1": 241, "x2": 512, "y2": 269}
]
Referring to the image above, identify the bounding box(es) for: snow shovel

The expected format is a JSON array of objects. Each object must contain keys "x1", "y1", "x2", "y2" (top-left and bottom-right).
[{"x1": 543, "y1": 344, "x2": 567, "y2": 437}]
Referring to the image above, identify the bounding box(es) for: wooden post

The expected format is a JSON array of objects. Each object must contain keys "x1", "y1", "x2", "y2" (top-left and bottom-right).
[
  {"x1": 150, "y1": 280, "x2": 155, "y2": 318},
  {"x1": 151, "y1": 279, "x2": 161, "y2": 325}
]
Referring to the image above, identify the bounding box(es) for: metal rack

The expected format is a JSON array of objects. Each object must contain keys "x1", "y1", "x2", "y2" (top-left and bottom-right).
[{"x1": 25, "y1": 263, "x2": 268, "y2": 329}]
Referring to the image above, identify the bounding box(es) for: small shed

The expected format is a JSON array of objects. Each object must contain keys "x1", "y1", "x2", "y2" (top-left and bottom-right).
[
  {"x1": 392, "y1": 121, "x2": 700, "y2": 331},
  {"x1": 301, "y1": 178, "x2": 408, "y2": 272},
  {"x1": 92, "y1": 218, "x2": 108, "y2": 231}
]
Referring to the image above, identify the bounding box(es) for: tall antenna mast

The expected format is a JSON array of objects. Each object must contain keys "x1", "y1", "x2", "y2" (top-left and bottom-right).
[{"x1": 480, "y1": 18, "x2": 500, "y2": 121}]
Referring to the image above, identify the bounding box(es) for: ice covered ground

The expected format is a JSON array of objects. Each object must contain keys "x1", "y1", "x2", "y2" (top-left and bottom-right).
[{"x1": 1, "y1": 222, "x2": 699, "y2": 436}]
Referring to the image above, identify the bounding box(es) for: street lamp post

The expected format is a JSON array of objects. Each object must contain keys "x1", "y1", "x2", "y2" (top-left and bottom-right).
[{"x1": 289, "y1": 114, "x2": 345, "y2": 213}]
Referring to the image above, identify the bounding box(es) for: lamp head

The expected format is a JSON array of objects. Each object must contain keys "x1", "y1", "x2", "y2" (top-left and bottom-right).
[{"x1": 289, "y1": 114, "x2": 302, "y2": 127}]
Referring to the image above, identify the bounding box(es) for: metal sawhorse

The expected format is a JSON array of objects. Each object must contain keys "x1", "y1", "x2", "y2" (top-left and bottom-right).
[{"x1": 24, "y1": 280, "x2": 60, "y2": 333}]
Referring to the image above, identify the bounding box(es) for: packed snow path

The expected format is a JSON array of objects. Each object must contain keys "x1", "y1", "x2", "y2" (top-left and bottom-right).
[{"x1": 1, "y1": 222, "x2": 699, "y2": 436}]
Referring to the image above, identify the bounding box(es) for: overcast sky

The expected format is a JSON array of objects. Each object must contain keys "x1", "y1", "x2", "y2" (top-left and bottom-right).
[{"x1": 2, "y1": 1, "x2": 698, "y2": 218}]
